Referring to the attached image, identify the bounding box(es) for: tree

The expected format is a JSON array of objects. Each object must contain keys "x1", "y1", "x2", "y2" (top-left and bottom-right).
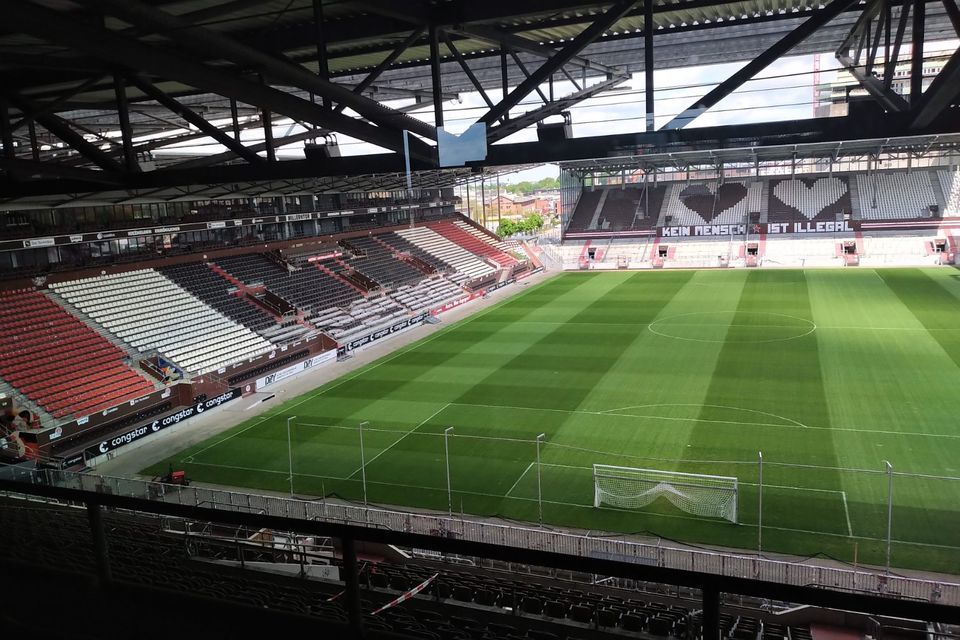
[{"x1": 496, "y1": 220, "x2": 518, "y2": 237}]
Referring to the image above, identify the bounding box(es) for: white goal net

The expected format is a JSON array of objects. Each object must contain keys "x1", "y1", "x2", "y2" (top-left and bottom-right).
[{"x1": 593, "y1": 464, "x2": 739, "y2": 523}]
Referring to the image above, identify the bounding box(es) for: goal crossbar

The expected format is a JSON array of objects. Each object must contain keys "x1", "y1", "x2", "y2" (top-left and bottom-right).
[{"x1": 593, "y1": 464, "x2": 739, "y2": 523}]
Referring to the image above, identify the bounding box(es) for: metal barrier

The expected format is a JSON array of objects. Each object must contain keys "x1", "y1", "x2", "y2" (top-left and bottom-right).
[{"x1": 5, "y1": 466, "x2": 958, "y2": 606}]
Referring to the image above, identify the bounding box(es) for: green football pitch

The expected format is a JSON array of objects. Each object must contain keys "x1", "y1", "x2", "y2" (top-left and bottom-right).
[{"x1": 145, "y1": 268, "x2": 960, "y2": 574}]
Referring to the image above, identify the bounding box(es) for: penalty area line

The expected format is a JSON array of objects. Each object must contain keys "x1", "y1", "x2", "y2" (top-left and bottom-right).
[
  {"x1": 506, "y1": 462, "x2": 535, "y2": 497},
  {"x1": 842, "y1": 490, "x2": 853, "y2": 537}
]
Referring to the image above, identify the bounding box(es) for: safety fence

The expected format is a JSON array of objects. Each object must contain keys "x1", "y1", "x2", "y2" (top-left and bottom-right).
[{"x1": 2, "y1": 465, "x2": 957, "y2": 606}]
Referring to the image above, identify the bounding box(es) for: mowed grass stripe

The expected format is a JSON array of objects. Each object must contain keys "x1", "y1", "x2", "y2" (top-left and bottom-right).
[
  {"x1": 151, "y1": 273, "x2": 565, "y2": 488},
  {"x1": 367, "y1": 271, "x2": 697, "y2": 520},
  {"x1": 141, "y1": 269, "x2": 960, "y2": 573},
  {"x1": 519, "y1": 271, "x2": 746, "y2": 533},
  {"x1": 865, "y1": 269, "x2": 960, "y2": 553},
  {"x1": 317, "y1": 273, "x2": 639, "y2": 511},
  {"x1": 684, "y1": 270, "x2": 847, "y2": 540},
  {"x1": 807, "y1": 270, "x2": 960, "y2": 549}
]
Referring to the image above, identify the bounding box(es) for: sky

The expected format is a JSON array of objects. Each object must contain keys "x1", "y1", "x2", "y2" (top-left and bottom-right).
[{"x1": 153, "y1": 39, "x2": 959, "y2": 185}]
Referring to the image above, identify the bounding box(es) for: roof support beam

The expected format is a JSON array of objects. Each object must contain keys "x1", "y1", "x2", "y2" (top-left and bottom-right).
[
  {"x1": 508, "y1": 51, "x2": 549, "y2": 105},
  {"x1": 0, "y1": 90, "x2": 126, "y2": 173},
  {"x1": 944, "y1": 0, "x2": 960, "y2": 34},
  {"x1": 168, "y1": 101, "x2": 427, "y2": 170},
  {"x1": 0, "y1": 99, "x2": 15, "y2": 163},
  {"x1": 312, "y1": 0, "x2": 331, "y2": 110},
  {"x1": 910, "y1": 0, "x2": 925, "y2": 104},
  {"x1": 450, "y1": 24, "x2": 621, "y2": 77},
  {"x1": 10, "y1": 75, "x2": 109, "y2": 133},
  {"x1": 910, "y1": 47, "x2": 960, "y2": 128},
  {"x1": 477, "y1": 0, "x2": 638, "y2": 126},
  {"x1": 487, "y1": 75, "x2": 627, "y2": 143},
  {"x1": 262, "y1": 109, "x2": 276, "y2": 162},
  {"x1": 129, "y1": 75, "x2": 264, "y2": 165},
  {"x1": 644, "y1": 0, "x2": 655, "y2": 132},
  {"x1": 334, "y1": 28, "x2": 427, "y2": 114},
  {"x1": 884, "y1": 2, "x2": 912, "y2": 90},
  {"x1": 429, "y1": 25, "x2": 444, "y2": 128},
  {"x1": 6, "y1": 1, "x2": 435, "y2": 163},
  {"x1": 664, "y1": 0, "x2": 863, "y2": 129},
  {"x1": 82, "y1": 0, "x2": 436, "y2": 142},
  {"x1": 114, "y1": 73, "x2": 140, "y2": 172},
  {"x1": 0, "y1": 158, "x2": 124, "y2": 185},
  {"x1": 835, "y1": 0, "x2": 910, "y2": 113},
  {"x1": 443, "y1": 32, "x2": 494, "y2": 110}
]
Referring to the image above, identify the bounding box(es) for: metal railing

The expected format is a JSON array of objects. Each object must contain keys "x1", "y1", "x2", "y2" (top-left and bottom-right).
[{"x1": 3, "y1": 466, "x2": 958, "y2": 607}]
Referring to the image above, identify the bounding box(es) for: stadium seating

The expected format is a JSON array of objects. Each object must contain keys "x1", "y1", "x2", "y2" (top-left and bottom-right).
[
  {"x1": 428, "y1": 221, "x2": 518, "y2": 268},
  {"x1": 391, "y1": 276, "x2": 465, "y2": 312},
  {"x1": 597, "y1": 187, "x2": 644, "y2": 230},
  {"x1": 937, "y1": 169, "x2": 960, "y2": 216},
  {"x1": 566, "y1": 189, "x2": 603, "y2": 231},
  {"x1": 1, "y1": 496, "x2": 816, "y2": 640},
  {"x1": 342, "y1": 237, "x2": 427, "y2": 287},
  {"x1": 49, "y1": 269, "x2": 274, "y2": 375},
  {"x1": 0, "y1": 289, "x2": 154, "y2": 418},
  {"x1": 395, "y1": 226, "x2": 496, "y2": 282},
  {"x1": 452, "y1": 219, "x2": 518, "y2": 254},
  {"x1": 856, "y1": 171, "x2": 937, "y2": 220},
  {"x1": 375, "y1": 232, "x2": 457, "y2": 273},
  {"x1": 159, "y1": 262, "x2": 278, "y2": 334},
  {"x1": 769, "y1": 177, "x2": 850, "y2": 222},
  {"x1": 661, "y1": 181, "x2": 761, "y2": 226},
  {"x1": 215, "y1": 254, "x2": 363, "y2": 314}
]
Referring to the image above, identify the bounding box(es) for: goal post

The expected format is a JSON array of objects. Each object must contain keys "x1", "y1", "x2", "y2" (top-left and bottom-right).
[{"x1": 593, "y1": 464, "x2": 739, "y2": 523}]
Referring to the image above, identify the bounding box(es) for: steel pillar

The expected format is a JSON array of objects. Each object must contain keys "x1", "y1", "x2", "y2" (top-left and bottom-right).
[
  {"x1": 911, "y1": 0, "x2": 926, "y2": 104},
  {"x1": 341, "y1": 537, "x2": 363, "y2": 634},
  {"x1": 86, "y1": 501, "x2": 112, "y2": 586},
  {"x1": 312, "y1": 0, "x2": 331, "y2": 110},
  {"x1": 0, "y1": 99, "x2": 14, "y2": 162},
  {"x1": 430, "y1": 24, "x2": 445, "y2": 128},
  {"x1": 645, "y1": 0, "x2": 655, "y2": 132}
]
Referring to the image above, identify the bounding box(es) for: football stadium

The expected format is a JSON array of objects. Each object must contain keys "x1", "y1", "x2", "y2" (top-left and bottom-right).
[{"x1": 2, "y1": 0, "x2": 960, "y2": 638}]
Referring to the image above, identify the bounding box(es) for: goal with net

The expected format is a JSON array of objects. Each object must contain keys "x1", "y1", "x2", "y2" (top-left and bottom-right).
[{"x1": 593, "y1": 464, "x2": 739, "y2": 523}]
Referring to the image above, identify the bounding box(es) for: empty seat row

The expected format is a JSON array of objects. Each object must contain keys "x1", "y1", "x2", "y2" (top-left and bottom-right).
[
  {"x1": 51, "y1": 269, "x2": 274, "y2": 374},
  {"x1": 0, "y1": 289, "x2": 154, "y2": 418}
]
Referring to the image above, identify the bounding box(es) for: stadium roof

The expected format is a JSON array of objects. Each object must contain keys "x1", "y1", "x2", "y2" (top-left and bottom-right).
[
  {"x1": 1, "y1": 0, "x2": 958, "y2": 206},
  {"x1": 0, "y1": 163, "x2": 535, "y2": 211},
  {"x1": 561, "y1": 132, "x2": 960, "y2": 172}
]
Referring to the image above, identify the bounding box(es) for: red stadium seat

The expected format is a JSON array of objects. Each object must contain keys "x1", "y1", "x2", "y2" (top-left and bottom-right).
[{"x1": 0, "y1": 290, "x2": 156, "y2": 419}]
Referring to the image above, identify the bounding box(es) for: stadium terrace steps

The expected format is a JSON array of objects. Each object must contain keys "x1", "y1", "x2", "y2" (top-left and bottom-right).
[
  {"x1": 855, "y1": 171, "x2": 938, "y2": 220},
  {"x1": 158, "y1": 262, "x2": 279, "y2": 337},
  {"x1": 46, "y1": 289, "x2": 147, "y2": 364},
  {"x1": 768, "y1": 177, "x2": 851, "y2": 223},
  {"x1": 429, "y1": 221, "x2": 518, "y2": 268},
  {"x1": 395, "y1": 226, "x2": 495, "y2": 282},
  {"x1": 314, "y1": 261, "x2": 367, "y2": 296},
  {"x1": 340, "y1": 236, "x2": 426, "y2": 288},
  {"x1": 453, "y1": 219, "x2": 515, "y2": 252},
  {"x1": 0, "y1": 288, "x2": 155, "y2": 419},
  {"x1": 588, "y1": 188, "x2": 609, "y2": 230},
  {"x1": 216, "y1": 253, "x2": 364, "y2": 313},
  {"x1": 376, "y1": 231, "x2": 456, "y2": 274},
  {"x1": 49, "y1": 269, "x2": 274, "y2": 375},
  {"x1": 939, "y1": 170, "x2": 960, "y2": 216},
  {"x1": 390, "y1": 276, "x2": 465, "y2": 312},
  {"x1": 567, "y1": 189, "x2": 603, "y2": 231}
]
